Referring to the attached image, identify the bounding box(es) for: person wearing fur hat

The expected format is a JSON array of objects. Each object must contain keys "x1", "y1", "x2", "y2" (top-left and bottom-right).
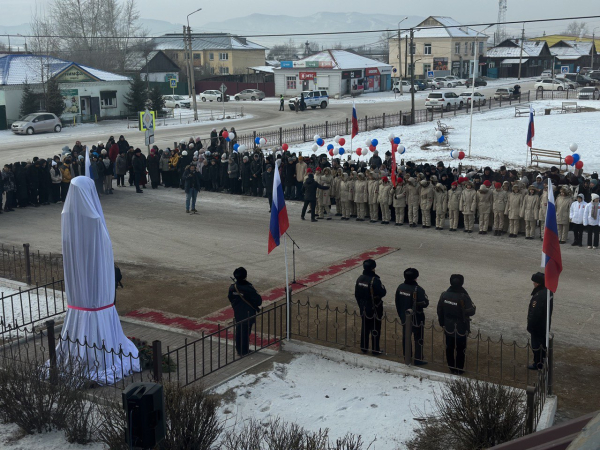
[
  {"x1": 353, "y1": 172, "x2": 368, "y2": 221},
  {"x1": 395, "y1": 268, "x2": 429, "y2": 364},
  {"x1": 521, "y1": 185, "x2": 540, "y2": 239},
  {"x1": 317, "y1": 167, "x2": 333, "y2": 220},
  {"x1": 555, "y1": 186, "x2": 573, "y2": 244},
  {"x1": 295, "y1": 156, "x2": 307, "y2": 201},
  {"x1": 340, "y1": 172, "x2": 353, "y2": 220},
  {"x1": 460, "y1": 181, "x2": 477, "y2": 233},
  {"x1": 434, "y1": 182, "x2": 448, "y2": 230},
  {"x1": 491, "y1": 182, "x2": 508, "y2": 236},
  {"x1": 419, "y1": 179, "x2": 434, "y2": 228},
  {"x1": 392, "y1": 178, "x2": 407, "y2": 226},
  {"x1": 476, "y1": 183, "x2": 492, "y2": 234},
  {"x1": 378, "y1": 176, "x2": 393, "y2": 224},
  {"x1": 583, "y1": 193, "x2": 600, "y2": 249},
  {"x1": 527, "y1": 272, "x2": 553, "y2": 370},
  {"x1": 354, "y1": 259, "x2": 387, "y2": 355},
  {"x1": 437, "y1": 274, "x2": 476, "y2": 375},
  {"x1": 367, "y1": 170, "x2": 380, "y2": 222},
  {"x1": 228, "y1": 267, "x2": 263, "y2": 356},
  {"x1": 538, "y1": 182, "x2": 549, "y2": 240},
  {"x1": 406, "y1": 177, "x2": 420, "y2": 227},
  {"x1": 447, "y1": 182, "x2": 461, "y2": 231},
  {"x1": 505, "y1": 183, "x2": 523, "y2": 237}
]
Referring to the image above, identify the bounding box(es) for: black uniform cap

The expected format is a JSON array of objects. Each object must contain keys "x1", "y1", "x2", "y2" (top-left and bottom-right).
[
  {"x1": 450, "y1": 274, "x2": 464, "y2": 288},
  {"x1": 404, "y1": 268, "x2": 419, "y2": 282},
  {"x1": 233, "y1": 267, "x2": 247, "y2": 281},
  {"x1": 363, "y1": 259, "x2": 376, "y2": 271},
  {"x1": 531, "y1": 272, "x2": 545, "y2": 285}
]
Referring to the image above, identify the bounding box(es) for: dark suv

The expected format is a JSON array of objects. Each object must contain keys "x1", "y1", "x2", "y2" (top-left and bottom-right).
[
  {"x1": 563, "y1": 73, "x2": 596, "y2": 86},
  {"x1": 465, "y1": 77, "x2": 487, "y2": 87}
]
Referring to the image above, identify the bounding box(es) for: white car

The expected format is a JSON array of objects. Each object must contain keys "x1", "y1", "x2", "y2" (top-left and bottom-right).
[
  {"x1": 425, "y1": 92, "x2": 463, "y2": 110},
  {"x1": 434, "y1": 77, "x2": 456, "y2": 88},
  {"x1": 425, "y1": 79, "x2": 442, "y2": 89},
  {"x1": 534, "y1": 79, "x2": 565, "y2": 91},
  {"x1": 540, "y1": 70, "x2": 553, "y2": 79},
  {"x1": 459, "y1": 91, "x2": 487, "y2": 106},
  {"x1": 200, "y1": 90, "x2": 230, "y2": 102},
  {"x1": 578, "y1": 87, "x2": 598, "y2": 100},
  {"x1": 288, "y1": 90, "x2": 329, "y2": 110},
  {"x1": 392, "y1": 80, "x2": 419, "y2": 93},
  {"x1": 163, "y1": 95, "x2": 191, "y2": 108},
  {"x1": 445, "y1": 76, "x2": 466, "y2": 86}
]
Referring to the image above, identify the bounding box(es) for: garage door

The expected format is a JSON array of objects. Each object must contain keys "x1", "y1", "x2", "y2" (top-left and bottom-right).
[{"x1": 317, "y1": 76, "x2": 329, "y2": 90}]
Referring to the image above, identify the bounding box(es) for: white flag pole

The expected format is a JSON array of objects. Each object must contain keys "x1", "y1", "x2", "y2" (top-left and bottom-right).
[
  {"x1": 545, "y1": 289, "x2": 550, "y2": 353},
  {"x1": 284, "y1": 233, "x2": 290, "y2": 341}
]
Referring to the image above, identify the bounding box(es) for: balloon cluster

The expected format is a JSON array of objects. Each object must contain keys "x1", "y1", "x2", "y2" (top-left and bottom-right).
[
  {"x1": 388, "y1": 133, "x2": 404, "y2": 154},
  {"x1": 364, "y1": 138, "x2": 379, "y2": 153},
  {"x1": 450, "y1": 150, "x2": 465, "y2": 160},
  {"x1": 232, "y1": 143, "x2": 247, "y2": 153},
  {"x1": 435, "y1": 130, "x2": 446, "y2": 144},
  {"x1": 223, "y1": 130, "x2": 235, "y2": 142},
  {"x1": 564, "y1": 143, "x2": 584, "y2": 169},
  {"x1": 254, "y1": 136, "x2": 267, "y2": 147}
]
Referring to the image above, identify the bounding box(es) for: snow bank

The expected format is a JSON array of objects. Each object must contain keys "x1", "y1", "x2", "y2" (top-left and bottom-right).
[
  {"x1": 0, "y1": 422, "x2": 104, "y2": 450},
  {"x1": 214, "y1": 353, "x2": 440, "y2": 449}
]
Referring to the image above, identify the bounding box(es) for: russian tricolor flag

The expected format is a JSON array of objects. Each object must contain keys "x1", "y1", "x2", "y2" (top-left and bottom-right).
[
  {"x1": 268, "y1": 161, "x2": 289, "y2": 254},
  {"x1": 542, "y1": 179, "x2": 562, "y2": 293},
  {"x1": 351, "y1": 102, "x2": 359, "y2": 139},
  {"x1": 526, "y1": 105, "x2": 535, "y2": 148}
]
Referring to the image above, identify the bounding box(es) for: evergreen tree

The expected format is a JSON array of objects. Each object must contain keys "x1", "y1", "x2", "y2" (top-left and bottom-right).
[
  {"x1": 45, "y1": 77, "x2": 65, "y2": 117},
  {"x1": 19, "y1": 80, "x2": 39, "y2": 118},
  {"x1": 148, "y1": 86, "x2": 165, "y2": 114},
  {"x1": 124, "y1": 74, "x2": 148, "y2": 113}
]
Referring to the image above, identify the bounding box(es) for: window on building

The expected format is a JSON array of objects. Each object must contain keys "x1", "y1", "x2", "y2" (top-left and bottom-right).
[
  {"x1": 407, "y1": 64, "x2": 415, "y2": 76},
  {"x1": 478, "y1": 41, "x2": 484, "y2": 55},
  {"x1": 210, "y1": 67, "x2": 215, "y2": 74},
  {"x1": 219, "y1": 52, "x2": 229, "y2": 61},
  {"x1": 209, "y1": 53, "x2": 214, "y2": 61},
  {"x1": 286, "y1": 76, "x2": 297, "y2": 90},
  {"x1": 464, "y1": 43, "x2": 468, "y2": 54},
  {"x1": 423, "y1": 63, "x2": 432, "y2": 75},
  {"x1": 455, "y1": 43, "x2": 460, "y2": 54},
  {"x1": 193, "y1": 53, "x2": 201, "y2": 61},
  {"x1": 544, "y1": 59, "x2": 548, "y2": 69},
  {"x1": 424, "y1": 44, "x2": 432, "y2": 55},
  {"x1": 172, "y1": 52, "x2": 179, "y2": 60},
  {"x1": 184, "y1": 52, "x2": 190, "y2": 60},
  {"x1": 470, "y1": 42, "x2": 474, "y2": 56},
  {"x1": 100, "y1": 91, "x2": 117, "y2": 109},
  {"x1": 219, "y1": 66, "x2": 230, "y2": 74},
  {"x1": 489, "y1": 62, "x2": 496, "y2": 69}
]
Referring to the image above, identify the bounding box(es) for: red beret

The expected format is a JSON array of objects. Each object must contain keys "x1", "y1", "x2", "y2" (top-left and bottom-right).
[
  {"x1": 451, "y1": 181, "x2": 458, "y2": 186},
  {"x1": 316, "y1": 167, "x2": 322, "y2": 172},
  {"x1": 307, "y1": 168, "x2": 313, "y2": 173},
  {"x1": 494, "y1": 182, "x2": 501, "y2": 189},
  {"x1": 483, "y1": 180, "x2": 492, "y2": 187},
  {"x1": 382, "y1": 176, "x2": 389, "y2": 183},
  {"x1": 397, "y1": 177, "x2": 403, "y2": 184}
]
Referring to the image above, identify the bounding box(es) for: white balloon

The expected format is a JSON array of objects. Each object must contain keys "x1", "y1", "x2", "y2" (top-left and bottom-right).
[
  {"x1": 569, "y1": 143, "x2": 578, "y2": 152},
  {"x1": 312, "y1": 144, "x2": 318, "y2": 152},
  {"x1": 229, "y1": 132, "x2": 235, "y2": 140},
  {"x1": 314, "y1": 134, "x2": 321, "y2": 143},
  {"x1": 435, "y1": 130, "x2": 443, "y2": 139},
  {"x1": 388, "y1": 133, "x2": 395, "y2": 142},
  {"x1": 259, "y1": 138, "x2": 267, "y2": 146},
  {"x1": 238, "y1": 144, "x2": 246, "y2": 152},
  {"x1": 398, "y1": 145, "x2": 406, "y2": 155},
  {"x1": 334, "y1": 135, "x2": 341, "y2": 144},
  {"x1": 365, "y1": 139, "x2": 372, "y2": 147},
  {"x1": 333, "y1": 148, "x2": 339, "y2": 155}
]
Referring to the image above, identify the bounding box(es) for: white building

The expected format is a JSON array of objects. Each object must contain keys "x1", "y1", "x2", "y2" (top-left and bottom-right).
[
  {"x1": 274, "y1": 50, "x2": 392, "y2": 98},
  {"x1": 0, "y1": 54, "x2": 130, "y2": 129}
]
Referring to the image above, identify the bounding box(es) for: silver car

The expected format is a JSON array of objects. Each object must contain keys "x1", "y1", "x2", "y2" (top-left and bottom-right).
[
  {"x1": 11, "y1": 113, "x2": 62, "y2": 135},
  {"x1": 234, "y1": 89, "x2": 265, "y2": 101}
]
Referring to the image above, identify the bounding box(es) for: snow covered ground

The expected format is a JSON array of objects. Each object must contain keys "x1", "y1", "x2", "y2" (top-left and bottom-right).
[
  {"x1": 284, "y1": 99, "x2": 600, "y2": 171},
  {"x1": 0, "y1": 423, "x2": 104, "y2": 450},
  {"x1": 214, "y1": 353, "x2": 440, "y2": 449}
]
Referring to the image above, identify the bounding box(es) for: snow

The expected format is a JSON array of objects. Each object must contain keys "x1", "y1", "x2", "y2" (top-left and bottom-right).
[
  {"x1": 214, "y1": 353, "x2": 439, "y2": 449},
  {"x1": 283, "y1": 99, "x2": 600, "y2": 171},
  {"x1": 0, "y1": 422, "x2": 104, "y2": 450}
]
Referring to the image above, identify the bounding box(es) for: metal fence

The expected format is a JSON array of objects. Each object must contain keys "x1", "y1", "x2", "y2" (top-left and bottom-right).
[{"x1": 0, "y1": 244, "x2": 64, "y2": 285}]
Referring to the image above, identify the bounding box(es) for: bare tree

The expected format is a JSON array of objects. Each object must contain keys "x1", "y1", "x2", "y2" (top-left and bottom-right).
[
  {"x1": 379, "y1": 31, "x2": 394, "y2": 52},
  {"x1": 563, "y1": 21, "x2": 588, "y2": 37}
]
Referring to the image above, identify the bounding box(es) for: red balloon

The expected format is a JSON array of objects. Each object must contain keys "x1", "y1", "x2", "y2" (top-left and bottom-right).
[
  {"x1": 356, "y1": 148, "x2": 362, "y2": 156},
  {"x1": 282, "y1": 143, "x2": 289, "y2": 151},
  {"x1": 328, "y1": 149, "x2": 334, "y2": 156},
  {"x1": 575, "y1": 160, "x2": 584, "y2": 169},
  {"x1": 564, "y1": 155, "x2": 574, "y2": 165},
  {"x1": 458, "y1": 151, "x2": 465, "y2": 160},
  {"x1": 339, "y1": 137, "x2": 346, "y2": 146},
  {"x1": 369, "y1": 145, "x2": 376, "y2": 152},
  {"x1": 222, "y1": 131, "x2": 229, "y2": 138}
]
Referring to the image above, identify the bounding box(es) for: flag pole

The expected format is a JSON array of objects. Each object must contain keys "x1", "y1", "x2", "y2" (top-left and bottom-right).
[
  {"x1": 545, "y1": 289, "x2": 550, "y2": 353},
  {"x1": 284, "y1": 233, "x2": 290, "y2": 341}
]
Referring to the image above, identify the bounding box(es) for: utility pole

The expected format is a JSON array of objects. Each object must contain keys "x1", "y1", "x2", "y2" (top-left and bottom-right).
[
  {"x1": 405, "y1": 36, "x2": 408, "y2": 78},
  {"x1": 184, "y1": 25, "x2": 192, "y2": 100},
  {"x1": 188, "y1": 26, "x2": 198, "y2": 121},
  {"x1": 398, "y1": 29, "x2": 403, "y2": 95},
  {"x1": 410, "y1": 28, "x2": 415, "y2": 125},
  {"x1": 517, "y1": 24, "x2": 525, "y2": 80}
]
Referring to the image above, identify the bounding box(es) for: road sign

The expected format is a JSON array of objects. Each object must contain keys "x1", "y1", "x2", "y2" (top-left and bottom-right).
[
  {"x1": 139, "y1": 110, "x2": 155, "y2": 131},
  {"x1": 561, "y1": 66, "x2": 569, "y2": 74},
  {"x1": 145, "y1": 128, "x2": 154, "y2": 146},
  {"x1": 220, "y1": 83, "x2": 227, "y2": 93},
  {"x1": 169, "y1": 78, "x2": 177, "y2": 88},
  {"x1": 576, "y1": 66, "x2": 580, "y2": 73},
  {"x1": 427, "y1": 71, "x2": 434, "y2": 78},
  {"x1": 393, "y1": 68, "x2": 397, "y2": 73}
]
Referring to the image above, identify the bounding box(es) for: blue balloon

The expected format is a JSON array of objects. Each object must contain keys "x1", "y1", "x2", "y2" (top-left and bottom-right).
[
  {"x1": 572, "y1": 153, "x2": 580, "y2": 165},
  {"x1": 339, "y1": 147, "x2": 345, "y2": 155},
  {"x1": 255, "y1": 137, "x2": 261, "y2": 145},
  {"x1": 233, "y1": 143, "x2": 239, "y2": 150},
  {"x1": 233, "y1": 147, "x2": 238, "y2": 152},
  {"x1": 393, "y1": 137, "x2": 401, "y2": 145},
  {"x1": 327, "y1": 144, "x2": 334, "y2": 150},
  {"x1": 371, "y1": 139, "x2": 379, "y2": 147},
  {"x1": 226, "y1": 137, "x2": 231, "y2": 142},
  {"x1": 438, "y1": 136, "x2": 445, "y2": 144},
  {"x1": 317, "y1": 138, "x2": 324, "y2": 146}
]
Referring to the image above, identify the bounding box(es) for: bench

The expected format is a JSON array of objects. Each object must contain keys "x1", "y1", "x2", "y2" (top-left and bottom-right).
[
  {"x1": 561, "y1": 102, "x2": 580, "y2": 113},
  {"x1": 529, "y1": 148, "x2": 564, "y2": 170},
  {"x1": 435, "y1": 119, "x2": 453, "y2": 136},
  {"x1": 515, "y1": 105, "x2": 534, "y2": 117}
]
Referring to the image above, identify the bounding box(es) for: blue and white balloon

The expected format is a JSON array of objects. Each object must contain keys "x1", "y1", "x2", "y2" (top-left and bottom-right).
[
  {"x1": 393, "y1": 137, "x2": 401, "y2": 145},
  {"x1": 338, "y1": 147, "x2": 345, "y2": 155}
]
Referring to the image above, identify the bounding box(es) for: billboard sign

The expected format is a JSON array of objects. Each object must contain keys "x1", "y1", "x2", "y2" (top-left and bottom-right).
[{"x1": 433, "y1": 58, "x2": 449, "y2": 71}]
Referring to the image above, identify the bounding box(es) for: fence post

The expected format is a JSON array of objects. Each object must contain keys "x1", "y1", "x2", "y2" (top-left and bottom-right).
[
  {"x1": 566, "y1": 89, "x2": 569, "y2": 100},
  {"x1": 547, "y1": 334, "x2": 554, "y2": 395},
  {"x1": 279, "y1": 127, "x2": 283, "y2": 146},
  {"x1": 23, "y1": 243, "x2": 32, "y2": 285},
  {"x1": 46, "y1": 320, "x2": 57, "y2": 384},
  {"x1": 325, "y1": 121, "x2": 329, "y2": 138},
  {"x1": 525, "y1": 386, "x2": 536, "y2": 434},
  {"x1": 302, "y1": 124, "x2": 306, "y2": 142},
  {"x1": 152, "y1": 340, "x2": 163, "y2": 382},
  {"x1": 365, "y1": 115, "x2": 368, "y2": 131},
  {"x1": 382, "y1": 112, "x2": 386, "y2": 128},
  {"x1": 404, "y1": 310, "x2": 413, "y2": 366},
  {"x1": 345, "y1": 118, "x2": 349, "y2": 135},
  {"x1": 253, "y1": 131, "x2": 257, "y2": 148}
]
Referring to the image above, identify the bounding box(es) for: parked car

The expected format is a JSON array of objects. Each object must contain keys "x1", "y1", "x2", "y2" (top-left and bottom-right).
[
  {"x1": 459, "y1": 91, "x2": 487, "y2": 106},
  {"x1": 11, "y1": 113, "x2": 62, "y2": 135},
  {"x1": 562, "y1": 73, "x2": 596, "y2": 87},
  {"x1": 464, "y1": 77, "x2": 488, "y2": 88},
  {"x1": 426, "y1": 78, "x2": 442, "y2": 89},
  {"x1": 392, "y1": 80, "x2": 419, "y2": 93},
  {"x1": 578, "y1": 87, "x2": 599, "y2": 100},
  {"x1": 534, "y1": 79, "x2": 565, "y2": 91},
  {"x1": 540, "y1": 69, "x2": 553, "y2": 79},
  {"x1": 425, "y1": 92, "x2": 463, "y2": 111},
  {"x1": 587, "y1": 71, "x2": 600, "y2": 81},
  {"x1": 434, "y1": 77, "x2": 457, "y2": 88},
  {"x1": 493, "y1": 88, "x2": 516, "y2": 100},
  {"x1": 288, "y1": 90, "x2": 329, "y2": 110},
  {"x1": 233, "y1": 89, "x2": 265, "y2": 101},
  {"x1": 163, "y1": 95, "x2": 191, "y2": 108},
  {"x1": 413, "y1": 80, "x2": 427, "y2": 90},
  {"x1": 200, "y1": 90, "x2": 230, "y2": 102},
  {"x1": 444, "y1": 76, "x2": 467, "y2": 86}
]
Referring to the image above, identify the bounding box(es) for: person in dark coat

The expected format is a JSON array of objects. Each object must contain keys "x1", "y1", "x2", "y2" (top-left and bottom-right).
[
  {"x1": 262, "y1": 164, "x2": 274, "y2": 211},
  {"x1": 27, "y1": 161, "x2": 40, "y2": 206},
  {"x1": 250, "y1": 153, "x2": 263, "y2": 197},
  {"x1": 527, "y1": 272, "x2": 553, "y2": 370},
  {"x1": 2, "y1": 164, "x2": 16, "y2": 211},
  {"x1": 284, "y1": 157, "x2": 297, "y2": 199},
  {"x1": 228, "y1": 267, "x2": 263, "y2": 356},
  {"x1": 354, "y1": 259, "x2": 387, "y2": 355},
  {"x1": 146, "y1": 148, "x2": 161, "y2": 189},
  {"x1": 301, "y1": 173, "x2": 329, "y2": 222},
  {"x1": 38, "y1": 159, "x2": 51, "y2": 205},
  {"x1": 125, "y1": 147, "x2": 135, "y2": 186},
  {"x1": 395, "y1": 268, "x2": 429, "y2": 365},
  {"x1": 131, "y1": 149, "x2": 145, "y2": 193},
  {"x1": 15, "y1": 163, "x2": 29, "y2": 208},
  {"x1": 117, "y1": 135, "x2": 129, "y2": 154},
  {"x1": 436, "y1": 274, "x2": 476, "y2": 374},
  {"x1": 183, "y1": 164, "x2": 201, "y2": 213},
  {"x1": 241, "y1": 155, "x2": 252, "y2": 195}
]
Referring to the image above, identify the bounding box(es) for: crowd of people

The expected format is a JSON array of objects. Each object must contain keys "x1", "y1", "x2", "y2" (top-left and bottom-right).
[{"x1": 2, "y1": 131, "x2": 599, "y2": 249}]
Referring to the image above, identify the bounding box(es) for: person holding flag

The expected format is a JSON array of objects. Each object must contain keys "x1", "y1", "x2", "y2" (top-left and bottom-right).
[{"x1": 526, "y1": 104, "x2": 535, "y2": 148}]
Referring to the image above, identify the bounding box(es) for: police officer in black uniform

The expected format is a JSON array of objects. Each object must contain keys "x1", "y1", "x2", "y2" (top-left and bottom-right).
[
  {"x1": 395, "y1": 268, "x2": 429, "y2": 365},
  {"x1": 354, "y1": 259, "x2": 387, "y2": 355},
  {"x1": 527, "y1": 272, "x2": 553, "y2": 370},
  {"x1": 436, "y1": 274, "x2": 476, "y2": 374},
  {"x1": 228, "y1": 267, "x2": 263, "y2": 356}
]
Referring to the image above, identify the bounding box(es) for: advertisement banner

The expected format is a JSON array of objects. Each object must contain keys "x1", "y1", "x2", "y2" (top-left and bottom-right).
[
  {"x1": 299, "y1": 72, "x2": 317, "y2": 81},
  {"x1": 318, "y1": 61, "x2": 334, "y2": 68},
  {"x1": 342, "y1": 70, "x2": 362, "y2": 79},
  {"x1": 280, "y1": 61, "x2": 294, "y2": 68},
  {"x1": 433, "y1": 58, "x2": 449, "y2": 71},
  {"x1": 365, "y1": 67, "x2": 380, "y2": 76},
  {"x1": 61, "y1": 89, "x2": 80, "y2": 114},
  {"x1": 293, "y1": 61, "x2": 306, "y2": 68},
  {"x1": 305, "y1": 61, "x2": 319, "y2": 68}
]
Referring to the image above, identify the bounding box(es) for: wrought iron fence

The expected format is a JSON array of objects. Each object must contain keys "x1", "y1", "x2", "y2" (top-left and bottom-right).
[
  {"x1": 0, "y1": 279, "x2": 66, "y2": 335},
  {"x1": 0, "y1": 244, "x2": 64, "y2": 285}
]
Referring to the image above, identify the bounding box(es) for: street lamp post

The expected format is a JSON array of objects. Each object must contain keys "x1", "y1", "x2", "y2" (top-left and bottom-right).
[
  {"x1": 468, "y1": 25, "x2": 493, "y2": 158},
  {"x1": 397, "y1": 17, "x2": 408, "y2": 97},
  {"x1": 187, "y1": 8, "x2": 202, "y2": 121},
  {"x1": 592, "y1": 27, "x2": 599, "y2": 70}
]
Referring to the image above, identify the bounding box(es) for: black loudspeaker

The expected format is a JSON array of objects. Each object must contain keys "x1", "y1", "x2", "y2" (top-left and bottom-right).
[{"x1": 122, "y1": 382, "x2": 166, "y2": 449}]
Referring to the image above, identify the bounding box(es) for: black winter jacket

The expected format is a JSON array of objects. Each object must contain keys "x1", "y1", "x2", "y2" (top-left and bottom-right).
[
  {"x1": 436, "y1": 286, "x2": 476, "y2": 335},
  {"x1": 183, "y1": 170, "x2": 201, "y2": 193},
  {"x1": 527, "y1": 286, "x2": 553, "y2": 337},
  {"x1": 302, "y1": 177, "x2": 329, "y2": 201},
  {"x1": 228, "y1": 280, "x2": 263, "y2": 322},
  {"x1": 395, "y1": 280, "x2": 429, "y2": 326},
  {"x1": 354, "y1": 270, "x2": 387, "y2": 317}
]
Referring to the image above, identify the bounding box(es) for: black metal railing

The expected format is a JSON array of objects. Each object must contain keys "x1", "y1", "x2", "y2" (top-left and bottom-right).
[{"x1": 0, "y1": 244, "x2": 64, "y2": 285}]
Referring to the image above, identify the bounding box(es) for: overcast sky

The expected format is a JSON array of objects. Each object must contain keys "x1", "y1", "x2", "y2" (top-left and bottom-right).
[{"x1": 2, "y1": 0, "x2": 599, "y2": 36}]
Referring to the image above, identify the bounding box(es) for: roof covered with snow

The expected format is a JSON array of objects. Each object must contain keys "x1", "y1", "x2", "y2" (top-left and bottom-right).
[
  {"x1": 399, "y1": 16, "x2": 486, "y2": 39},
  {"x1": 152, "y1": 34, "x2": 266, "y2": 52},
  {"x1": 124, "y1": 51, "x2": 159, "y2": 71},
  {"x1": 248, "y1": 66, "x2": 274, "y2": 73},
  {"x1": 550, "y1": 40, "x2": 594, "y2": 60},
  {"x1": 486, "y1": 40, "x2": 548, "y2": 59},
  {"x1": 278, "y1": 50, "x2": 391, "y2": 70},
  {"x1": 0, "y1": 54, "x2": 130, "y2": 85}
]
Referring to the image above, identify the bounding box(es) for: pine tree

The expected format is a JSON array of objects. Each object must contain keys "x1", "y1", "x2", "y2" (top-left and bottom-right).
[
  {"x1": 148, "y1": 86, "x2": 165, "y2": 114},
  {"x1": 19, "y1": 80, "x2": 39, "y2": 118},
  {"x1": 124, "y1": 74, "x2": 148, "y2": 113},
  {"x1": 45, "y1": 77, "x2": 65, "y2": 117}
]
